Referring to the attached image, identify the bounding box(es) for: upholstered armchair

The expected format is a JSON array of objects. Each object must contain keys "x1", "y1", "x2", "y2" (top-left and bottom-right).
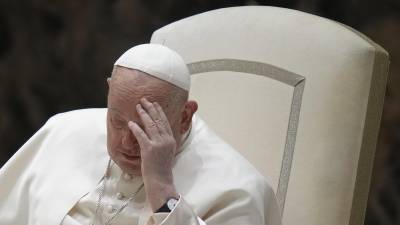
[{"x1": 151, "y1": 6, "x2": 389, "y2": 225}]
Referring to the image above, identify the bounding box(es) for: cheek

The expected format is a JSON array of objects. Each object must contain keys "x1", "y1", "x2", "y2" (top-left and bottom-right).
[
  {"x1": 169, "y1": 118, "x2": 182, "y2": 139},
  {"x1": 111, "y1": 132, "x2": 122, "y2": 146},
  {"x1": 107, "y1": 126, "x2": 122, "y2": 150}
]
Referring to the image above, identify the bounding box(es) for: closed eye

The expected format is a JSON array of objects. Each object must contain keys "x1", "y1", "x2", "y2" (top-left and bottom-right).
[{"x1": 110, "y1": 116, "x2": 125, "y2": 129}]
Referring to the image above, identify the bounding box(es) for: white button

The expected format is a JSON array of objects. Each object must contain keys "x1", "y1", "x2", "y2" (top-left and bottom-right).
[
  {"x1": 116, "y1": 192, "x2": 125, "y2": 200},
  {"x1": 123, "y1": 173, "x2": 133, "y2": 180},
  {"x1": 106, "y1": 204, "x2": 116, "y2": 213}
]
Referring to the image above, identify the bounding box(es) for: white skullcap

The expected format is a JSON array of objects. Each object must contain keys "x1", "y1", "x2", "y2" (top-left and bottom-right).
[{"x1": 114, "y1": 44, "x2": 190, "y2": 91}]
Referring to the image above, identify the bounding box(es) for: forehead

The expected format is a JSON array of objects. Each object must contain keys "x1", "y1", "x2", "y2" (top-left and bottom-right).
[
  {"x1": 111, "y1": 66, "x2": 166, "y2": 86},
  {"x1": 108, "y1": 66, "x2": 171, "y2": 107}
]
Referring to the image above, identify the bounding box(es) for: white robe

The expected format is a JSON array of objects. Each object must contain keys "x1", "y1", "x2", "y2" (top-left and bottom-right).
[{"x1": 0, "y1": 108, "x2": 281, "y2": 225}]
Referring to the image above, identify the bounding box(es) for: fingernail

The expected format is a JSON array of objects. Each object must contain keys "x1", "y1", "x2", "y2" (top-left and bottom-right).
[{"x1": 128, "y1": 121, "x2": 135, "y2": 127}]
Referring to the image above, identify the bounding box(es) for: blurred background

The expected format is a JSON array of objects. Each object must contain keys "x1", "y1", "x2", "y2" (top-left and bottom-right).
[{"x1": 0, "y1": 0, "x2": 398, "y2": 224}]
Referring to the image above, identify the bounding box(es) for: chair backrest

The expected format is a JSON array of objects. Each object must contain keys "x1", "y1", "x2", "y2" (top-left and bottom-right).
[{"x1": 151, "y1": 6, "x2": 389, "y2": 225}]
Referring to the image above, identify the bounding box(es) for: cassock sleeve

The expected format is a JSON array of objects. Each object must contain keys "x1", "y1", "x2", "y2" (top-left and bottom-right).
[
  {"x1": 146, "y1": 197, "x2": 205, "y2": 225},
  {"x1": 146, "y1": 186, "x2": 281, "y2": 225},
  {"x1": 0, "y1": 119, "x2": 52, "y2": 225}
]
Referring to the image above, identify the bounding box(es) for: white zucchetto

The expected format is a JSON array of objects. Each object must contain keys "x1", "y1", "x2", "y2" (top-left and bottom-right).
[{"x1": 114, "y1": 44, "x2": 190, "y2": 91}]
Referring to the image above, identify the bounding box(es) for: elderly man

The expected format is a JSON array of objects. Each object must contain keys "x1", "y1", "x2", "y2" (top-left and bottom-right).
[{"x1": 0, "y1": 44, "x2": 281, "y2": 225}]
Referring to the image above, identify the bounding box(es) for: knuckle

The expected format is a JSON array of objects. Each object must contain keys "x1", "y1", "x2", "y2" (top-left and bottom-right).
[
  {"x1": 154, "y1": 119, "x2": 163, "y2": 126},
  {"x1": 150, "y1": 122, "x2": 157, "y2": 128}
]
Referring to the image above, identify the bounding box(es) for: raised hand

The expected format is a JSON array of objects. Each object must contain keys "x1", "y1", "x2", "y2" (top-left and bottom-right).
[{"x1": 128, "y1": 97, "x2": 179, "y2": 211}]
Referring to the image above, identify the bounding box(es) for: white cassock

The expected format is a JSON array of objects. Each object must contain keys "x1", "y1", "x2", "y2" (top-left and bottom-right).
[{"x1": 0, "y1": 108, "x2": 281, "y2": 225}]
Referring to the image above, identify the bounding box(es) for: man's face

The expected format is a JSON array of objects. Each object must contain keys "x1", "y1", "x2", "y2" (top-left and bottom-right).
[{"x1": 106, "y1": 66, "x2": 182, "y2": 176}]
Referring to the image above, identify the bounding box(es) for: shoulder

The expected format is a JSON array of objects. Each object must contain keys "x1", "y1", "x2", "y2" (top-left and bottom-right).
[
  {"x1": 176, "y1": 115, "x2": 278, "y2": 222},
  {"x1": 192, "y1": 114, "x2": 267, "y2": 180},
  {"x1": 31, "y1": 108, "x2": 109, "y2": 172},
  {"x1": 34, "y1": 108, "x2": 108, "y2": 150},
  {"x1": 47, "y1": 108, "x2": 107, "y2": 125},
  {"x1": 44, "y1": 108, "x2": 107, "y2": 131},
  {"x1": 177, "y1": 114, "x2": 272, "y2": 194}
]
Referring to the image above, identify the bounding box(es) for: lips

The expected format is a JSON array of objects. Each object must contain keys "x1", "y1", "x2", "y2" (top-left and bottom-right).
[{"x1": 121, "y1": 152, "x2": 141, "y2": 160}]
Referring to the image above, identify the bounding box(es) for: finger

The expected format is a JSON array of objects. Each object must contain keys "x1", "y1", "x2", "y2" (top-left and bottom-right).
[
  {"x1": 154, "y1": 102, "x2": 173, "y2": 135},
  {"x1": 141, "y1": 98, "x2": 169, "y2": 135},
  {"x1": 140, "y1": 98, "x2": 161, "y2": 122},
  {"x1": 128, "y1": 121, "x2": 150, "y2": 149},
  {"x1": 136, "y1": 103, "x2": 161, "y2": 139}
]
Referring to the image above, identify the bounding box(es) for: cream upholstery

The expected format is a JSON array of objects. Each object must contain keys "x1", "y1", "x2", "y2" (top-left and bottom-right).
[{"x1": 150, "y1": 6, "x2": 389, "y2": 225}]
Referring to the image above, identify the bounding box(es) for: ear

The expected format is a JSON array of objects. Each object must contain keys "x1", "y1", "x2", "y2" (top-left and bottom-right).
[
  {"x1": 107, "y1": 77, "x2": 111, "y2": 86},
  {"x1": 180, "y1": 100, "x2": 198, "y2": 134}
]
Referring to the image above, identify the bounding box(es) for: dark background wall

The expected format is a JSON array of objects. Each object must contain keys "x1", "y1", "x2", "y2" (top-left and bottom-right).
[{"x1": 0, "y1": 0, "x2": 399, "y2": 224}]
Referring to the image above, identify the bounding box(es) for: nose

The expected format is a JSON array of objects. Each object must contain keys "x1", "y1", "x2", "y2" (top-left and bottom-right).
[{"x1": 121, "y1": 127, "x2": 136, "y2": 149}]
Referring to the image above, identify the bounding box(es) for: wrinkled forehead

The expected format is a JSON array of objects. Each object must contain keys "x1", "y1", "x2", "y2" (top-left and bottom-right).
[
  {"x1": 111, "y1": 66, "x2": 168, "y2": 84},
  {"x1": 109, "y1": 66, "x2": 173, "y2": 105}
]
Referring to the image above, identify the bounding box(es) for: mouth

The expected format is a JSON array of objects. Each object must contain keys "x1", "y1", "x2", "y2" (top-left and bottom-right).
[{"x1": 121, "y1": 152, "x2": 141, "y2": 161}]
